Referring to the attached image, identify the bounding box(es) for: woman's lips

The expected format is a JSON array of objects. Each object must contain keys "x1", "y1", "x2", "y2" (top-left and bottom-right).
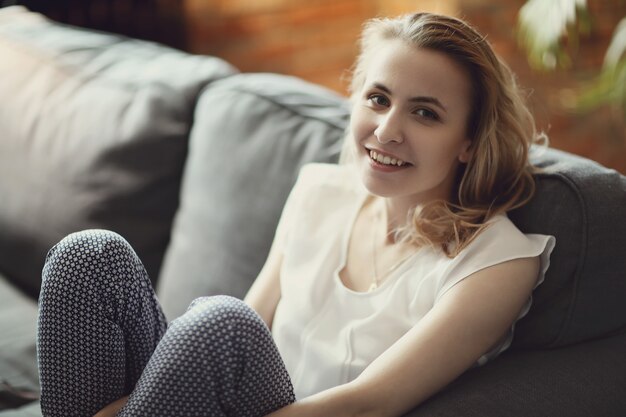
[
  {"x1": 366, "y1": 148, "x2": 412, "y2": 172},
  {"x1": 366, "y1": 147, "x2": 411, "y2": 166}
]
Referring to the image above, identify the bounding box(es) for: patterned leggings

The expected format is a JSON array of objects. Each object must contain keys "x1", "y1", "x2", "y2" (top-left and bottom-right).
[{"x1": 36, "y1": 230, "x2": 295, "y2": 417}]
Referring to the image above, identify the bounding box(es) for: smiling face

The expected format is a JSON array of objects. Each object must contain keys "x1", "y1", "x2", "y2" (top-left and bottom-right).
[{"x1": 350, "y1": 39, "x2": 473, "y2": 208}]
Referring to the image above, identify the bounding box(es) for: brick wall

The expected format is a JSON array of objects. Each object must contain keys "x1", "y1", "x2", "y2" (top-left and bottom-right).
[
  {"x1": 184, "y1": 0, "x2": 373, "y2": 92},
  {"x1": 183, "y1": 0, "x2": 626, "y2": 173}
]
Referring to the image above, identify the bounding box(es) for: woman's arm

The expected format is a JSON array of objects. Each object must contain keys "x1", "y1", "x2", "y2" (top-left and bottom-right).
[
  {"x1": 92, "y1": 395, "x2": 129, "y2": 417},
  {"x1": 243, "y1": 240, "x2": 284, "y2": 330},
  {"x1": 266, "y1": 255, "x2": 540, "y2": 417},
  {"x1": 245, "y1": 170, "x2": 305, "y2": 330}
]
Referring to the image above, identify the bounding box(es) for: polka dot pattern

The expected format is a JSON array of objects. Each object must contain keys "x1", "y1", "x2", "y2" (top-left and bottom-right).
[{"x1": 37, "y1": 230, "x2": 295, "y2": 417}]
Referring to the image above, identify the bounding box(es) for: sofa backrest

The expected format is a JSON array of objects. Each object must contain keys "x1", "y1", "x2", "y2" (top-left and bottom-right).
[
  {"x1": 161, "y1": 72, "x2": 626, "y2": 348},
  {"x1": 0, "y1": 7, "x2": 236, "y2": 296}
]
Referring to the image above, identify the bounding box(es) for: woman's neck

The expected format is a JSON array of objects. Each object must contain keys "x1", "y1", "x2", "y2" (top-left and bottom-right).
[
  {"x1": 375, "y1": 187, "x2": 456, "y2": 243},
  {"x1": 370, "y1": 197, "x2": 414, "y2": 245}
]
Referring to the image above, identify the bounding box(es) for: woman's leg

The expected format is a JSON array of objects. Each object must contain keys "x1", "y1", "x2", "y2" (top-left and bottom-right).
[
  {"x1": 37, "y1": 230, "x2": 167, "y2": 417},
  {"x1": 118, "y1": 295, "x2": 296, "y2": 417}
]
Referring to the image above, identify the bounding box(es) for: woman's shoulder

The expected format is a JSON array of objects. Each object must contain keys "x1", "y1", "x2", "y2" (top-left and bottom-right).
[
  {"x1": 435, "y1": 213, "x2": 556, "y2": 302},
  {"x1": 295, "y1": 163, "x2": 362, "y2": 195},
  {"x1": 465, "y1": 214, "x2": 535, "y2": 254},
  {"x1": 458, "y1": 214, "x2": 555, "y2": 263},
  {"x1": 478, "y1": 214, "x2": 525, "y2": 242}
]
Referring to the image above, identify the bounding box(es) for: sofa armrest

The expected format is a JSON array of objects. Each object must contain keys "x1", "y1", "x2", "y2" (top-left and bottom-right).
[{"x1": 404, "y1": 330, "x2": 626, "y2": 417}]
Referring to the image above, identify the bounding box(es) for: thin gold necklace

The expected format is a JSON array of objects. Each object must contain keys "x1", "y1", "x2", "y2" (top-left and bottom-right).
[
  {"x1": 369, "y1": 204, "x2": 416, "y2": 292},
  {"x1": 369, "y1": 210, "x2": 382, "y2": 292}
]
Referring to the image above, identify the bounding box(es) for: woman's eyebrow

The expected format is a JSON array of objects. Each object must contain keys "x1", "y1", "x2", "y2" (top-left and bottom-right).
[{"x1": 372, "y1": 82, "x2": 448, "y2": 113}]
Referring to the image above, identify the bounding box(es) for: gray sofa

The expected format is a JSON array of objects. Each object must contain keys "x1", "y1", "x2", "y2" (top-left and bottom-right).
[{"x1": 1, "y1": 6, "x2": 625, "y2": 417}]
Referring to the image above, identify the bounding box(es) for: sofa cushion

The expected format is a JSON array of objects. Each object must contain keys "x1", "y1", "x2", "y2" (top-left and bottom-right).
[
  {"x1": 156, "y1": 73, "x2": 349, "y2": 320},
  {"x1": 509, "y1": 147, "x2": 626, "y2": 348},
  {"x1": 0, "y1": 274, "x2": 39, "y2": 404},
  {"x1": 0, "y1": 402, "x2": 41, "y2": 417},
  {"x1": 0, "y1": 6, "x2": 237, "y2": 297}
]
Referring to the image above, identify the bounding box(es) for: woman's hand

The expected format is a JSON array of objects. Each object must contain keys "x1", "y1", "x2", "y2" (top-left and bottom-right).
[{"x1": 92, "y1": 396, "x2": 129, "y2": 417}]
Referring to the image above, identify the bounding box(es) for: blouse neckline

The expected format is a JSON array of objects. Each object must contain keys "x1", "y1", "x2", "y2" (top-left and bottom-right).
[{"x1": 332, "y1": 191, "x2": 420, "y2": 297}]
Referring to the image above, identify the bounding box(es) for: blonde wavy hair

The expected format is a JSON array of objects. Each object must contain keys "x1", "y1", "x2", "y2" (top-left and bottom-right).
[{"x1": 341, "y1": 12, "x2": 546, "y2": 257}]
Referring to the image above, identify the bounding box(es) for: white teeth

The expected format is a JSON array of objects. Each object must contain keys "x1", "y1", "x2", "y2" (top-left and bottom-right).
[{"x1": 369, "y1": 150, "x2": 406, "y2": 166}]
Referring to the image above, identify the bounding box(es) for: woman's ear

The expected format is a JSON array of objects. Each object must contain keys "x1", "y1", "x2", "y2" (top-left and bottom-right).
[{"x1": 458, "y1": 139, "x2": 472, "y2": 163}]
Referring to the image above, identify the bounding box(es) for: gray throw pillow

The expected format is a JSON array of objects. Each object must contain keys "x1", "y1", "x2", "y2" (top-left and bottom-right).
[{"x1": 156, "y1": 73, "x2": 349, "y2": 320}]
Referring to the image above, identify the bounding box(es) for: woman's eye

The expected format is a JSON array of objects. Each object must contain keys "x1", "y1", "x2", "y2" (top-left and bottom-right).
[
  {"x1": 414, "y1": 108, "x2": 439, "y2": 121},
  {"x1": 367, "y1": 94, "x2": 389, "y2": 107}
]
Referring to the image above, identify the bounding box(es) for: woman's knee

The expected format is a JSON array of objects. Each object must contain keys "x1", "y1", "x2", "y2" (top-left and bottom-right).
[
  {"x1": 42, "y1": 229, "x2": 139, "y2": 288},
  {"x1": 174, "y1": 295, "x2": 267, "y2": 336}
]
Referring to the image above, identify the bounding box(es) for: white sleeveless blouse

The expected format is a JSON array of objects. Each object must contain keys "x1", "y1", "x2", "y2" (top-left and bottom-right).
[{"x1": 271, "y1": 163, "x2": 555, "y2": 400}]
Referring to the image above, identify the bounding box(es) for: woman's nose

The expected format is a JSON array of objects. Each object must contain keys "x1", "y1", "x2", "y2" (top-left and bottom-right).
[{"x1": 374, "y1": 110, "x2": 403, "y2": 144}]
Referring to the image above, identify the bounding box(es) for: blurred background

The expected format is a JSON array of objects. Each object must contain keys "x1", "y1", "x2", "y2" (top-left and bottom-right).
[{"x1": 2, "y1": 0, "x2": 625, "y2": 173}]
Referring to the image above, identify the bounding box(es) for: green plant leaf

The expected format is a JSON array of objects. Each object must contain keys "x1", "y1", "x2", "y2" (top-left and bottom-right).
[
  {"x1": 577, "y1": 17, "x2": 626, "y2": 116},
  {"x1": 517, "y1": 0, "x2": 588, "y2": 70}
]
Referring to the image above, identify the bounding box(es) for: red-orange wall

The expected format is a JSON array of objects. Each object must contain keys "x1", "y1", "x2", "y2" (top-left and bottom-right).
[{"x1": 183, "y1": 0, "x2": 626, "y2": 174}]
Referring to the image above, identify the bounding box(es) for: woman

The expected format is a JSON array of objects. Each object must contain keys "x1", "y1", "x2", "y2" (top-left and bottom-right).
[{"x1": 37, "y1": 12, "x2": 555, "y2": 417}]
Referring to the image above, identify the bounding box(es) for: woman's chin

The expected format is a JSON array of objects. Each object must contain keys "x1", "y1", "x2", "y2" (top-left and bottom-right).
[{"x1": 357, "y1": 172, "x2": 399, "y2": 198}]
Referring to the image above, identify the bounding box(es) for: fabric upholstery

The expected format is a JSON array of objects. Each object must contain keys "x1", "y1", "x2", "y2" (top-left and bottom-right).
[
  {"x1": 404, "y1": 329, "x2": 626, "y2": 417},
  {"x1": 0, "y1": 274, "x2": 38, "y2": 410},
  {"x1": 156, "y1": 73, "x2": 349, "y2": 320},
  {"x1": 0, "y1": 403, "x2": 41, "y2": 417},
  {"x1": 0, "y1": 6, "x2": 236, "y2": 297},
  {"x1": 510, "y1": 147, "x2": 626, "y2": 348}
]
